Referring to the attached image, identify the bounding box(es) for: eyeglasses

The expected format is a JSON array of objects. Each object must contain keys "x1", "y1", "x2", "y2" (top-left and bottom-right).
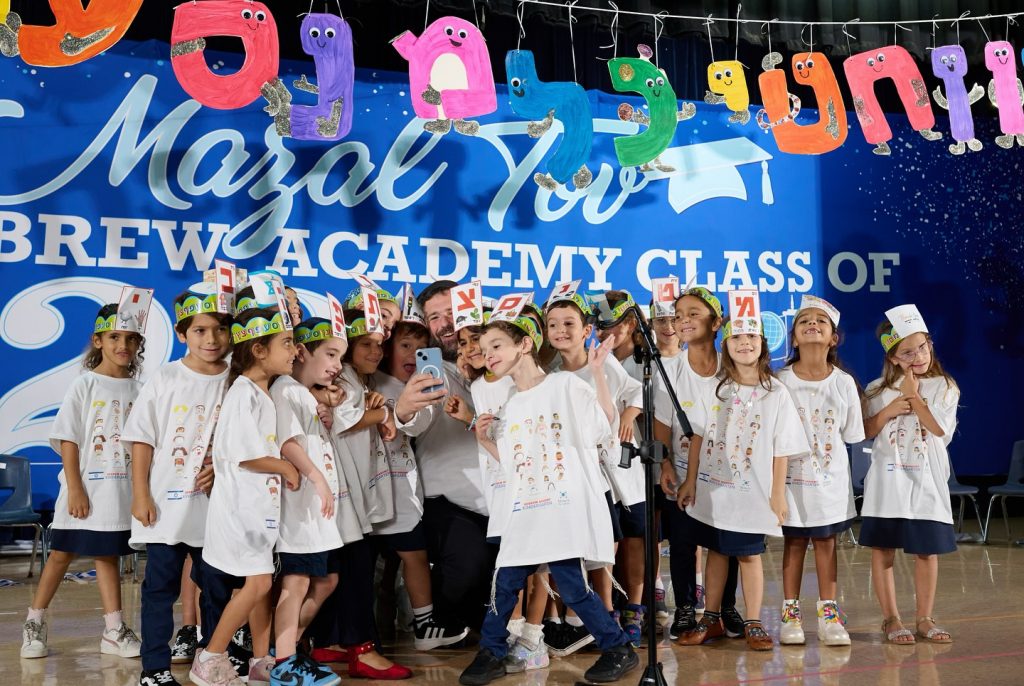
[{"x1": 895, "y1": 341, "x2": 930, "y2": 363}]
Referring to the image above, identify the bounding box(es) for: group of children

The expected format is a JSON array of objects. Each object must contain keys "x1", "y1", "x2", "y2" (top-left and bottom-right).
[{"x1": 18, "y1": 268, "x2": 960, "y2": 686}]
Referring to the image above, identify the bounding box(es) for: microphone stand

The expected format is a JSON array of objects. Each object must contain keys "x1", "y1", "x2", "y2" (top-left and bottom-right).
[{"x1": 617, "y1": 303, "x2": 693, "y2": 686}]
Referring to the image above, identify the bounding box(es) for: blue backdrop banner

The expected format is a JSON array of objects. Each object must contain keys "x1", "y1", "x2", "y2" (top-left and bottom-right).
[{"x1": 1, "y1": 40, "x2": 1021, "y2": 506}]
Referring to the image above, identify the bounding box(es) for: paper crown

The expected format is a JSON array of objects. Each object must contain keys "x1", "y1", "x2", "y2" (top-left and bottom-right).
[
  {"x1": 681, "y1": 286, "x2": 723, "y2": 318},
  {"x1": 294, "y1": 318, "x2": 334, "y2": 345},
  {"x1": 488, "y1": 292, "x2": 534, "y2": 324},
  {"x1": 451, "y1": 282, "x2": 484, "y2": 331},
  {"x1": 344, "y1": 285, "x2": 398, "y2": 310},
  {"x1": 203, "y1": 260, "x2": 246, "y2": 315},
  {"x1": 236, "y1": 270, "x2": 292, "y2": 331},
  {"x1": 512, "y1": 315, "x2": 544, "y2": 352},
  {"x1": 605, "y1": 290, "x2": 637, "y2": 323},
  {"x1": 95, "y1": 286, "x2": 154, "y2": 335},
  {"x1": 174, "y1": 284, "x2": 219, "y2": 324},
  {"x1": 723, "y1": 289, "x2": 762, "y2": 340},
  {"x1": 881, "y1": 304, "x2": 928, "y2": 352},
  {"x1": 524, "y1": 301, "x2": 545, "y2": 323},
  {"x1": 349, "y1": 287, "x2": 386, "y2": 337},
  {"x1": 546, "y1": 280, "x2": 593, "y2": 317},
  {"x1": 398, "y1": 283, "x2": 426, "y2": 326},
  {"x1": 650, "y1": 276, "x2": 680, "y2": 318},
  {"x1": 231, "y1": 310, "x2": 289, "y2": 345},
  {"x1": 798, "y1": 295, "x2": 841, "y2": 327}
]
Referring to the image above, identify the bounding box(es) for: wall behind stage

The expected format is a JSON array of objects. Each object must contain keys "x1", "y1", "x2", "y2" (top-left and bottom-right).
[{"x1": 1, "y1": 40, "x2": 1022, "y2": 506}]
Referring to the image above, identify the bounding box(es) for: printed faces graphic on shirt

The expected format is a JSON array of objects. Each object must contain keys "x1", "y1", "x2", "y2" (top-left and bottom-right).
[
  {"x1": 651, "y1": 276, "x2": 679, "y2": 318},
  {"x1": 361, "y1": 287, "x2": 385, "y2": 335},
  {"x1": 508, "y1": 411, "x2": 569, "y2": 512},
  {"x1": 451, "y1": 282, "x2": 484, "y2": 331},
  {"x1": 701, "y1": 399, "x2": 758, "y2": 492},
  {"x1": 788, "y1": 405, "x2": 837, "y2": 486},
  {"x1": 489, "y1": 292, "x2": 533, "y2": 323}
]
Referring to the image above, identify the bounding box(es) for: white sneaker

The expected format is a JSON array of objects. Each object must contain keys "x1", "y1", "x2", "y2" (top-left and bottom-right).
[
  {"x1": 100, "y1": 623, "x2": 142, "y2": 658},
  {"x1": 780, "y1": 601, "x2": 806, "y2": 645},
  {"x1": 817, "y1": 600, "x2": 851, "y2": 646},
  {"x1": 21, "y1": 619, "x2": 48, "y2": 659},
  {"x1": 246, "y1": 655, "x2": 274, "y2": 686},
  {"x1": 190, "y1": 651, "x2": 246, "y2": 686},
  {"x1": 505, "y1": 637, "x2": 550, "y2": 673}
]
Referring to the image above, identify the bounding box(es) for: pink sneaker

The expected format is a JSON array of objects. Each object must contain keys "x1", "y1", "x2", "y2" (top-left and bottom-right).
[
  {"x1": 247, "y1": 655, "x2": 275, "y2": 686},
  {"x1": 189, "y1": 651, "x2": 246, "y2": 686}
]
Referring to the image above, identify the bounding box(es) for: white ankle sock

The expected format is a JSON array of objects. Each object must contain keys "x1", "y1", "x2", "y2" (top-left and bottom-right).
[
  {"x1": 412, "y1": 604, "x2": 433, "y2": 627},
  {"x1": 103, "y1": 610, "x2": 123, "y2": 632},
  {"x1": 565, "y1": 615, "x2": 583, "y2": 628},
  {"x1": 27, "y1": 607, "x2": 45, "y2": 623},
  {"x1": 654, "y1": 576, "x2": 665, "y2": 591},
  {"x1": 519, "y1": 623, "x2": 544, "y2": 651},
  {"x1": 199, "y1": 649, "x2": 221, "y2": 664},
  {"x1": 506, "y1": 616, "x2": 525, "y2": 638}
]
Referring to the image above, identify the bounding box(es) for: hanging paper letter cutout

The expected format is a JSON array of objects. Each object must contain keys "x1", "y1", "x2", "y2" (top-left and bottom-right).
[
  {"x1": 756, "y1": 51, "x2": 848, "y2": 154},
  {"x1": 261, "y1": 13, "x2": 354, "y2": 141},
  {"x1": 843, "y1": 46, "x2": 942, "y2": 155},
  {"x1": 608, "y1": 45, "x2": 695, "y2": 172},
  {"x1": 391, "y1": 16, "x2": 496, "y2": 136},
  {"x1": 931, "y1": 45, "x2": 985, "y2": 154},
  {"x1": 505, "y1": 49, "x2": 594, "y2": 191},
  {"x1": 2, "y1": 0, "x2": 143, "y2": 67},
  {"x1": 983, "y1": 41, "x2": 1024, "y2": 148},
  {"x1": 171, "y1": 0, "x2": 279, "y2": 110},
  {"x1": 705, "y1": 60, "x2": 751, "y2": 124}
]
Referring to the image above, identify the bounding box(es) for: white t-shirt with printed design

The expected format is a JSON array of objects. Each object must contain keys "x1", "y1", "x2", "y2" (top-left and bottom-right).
[
  {"x1": 123, "y1": 361, "x2": 228, "y2": 549},
  {"x1": 49, "y1": 372, "x2": 141, "y2": 532},
  {"x1": 862, "y1": 376, "x2": 959, "y2": 524},
  {"x1": 492, "y1": 373, "x2": 615, "y2": 568},
  {"x1": 271, "y1": 375, "x2": 349, "y2": 553},
  {"x1": 470, "y1": 374, "x2": 517, "y2": 538},
  {"x1": 687, "y1": 380, "x2": 810, "y2": 537},
  {"x1": 203, "y1": 376, "x2": 281, "y2": 576},
  {"x1": 777, "y1": 367, "x2": 865, "y2": 529},
  {"x1": 373, "y1": 372, "x2": 431, "y2": 536},
  {"x1": 655, "y1": 351, "x2": 721, "y2": 482}
]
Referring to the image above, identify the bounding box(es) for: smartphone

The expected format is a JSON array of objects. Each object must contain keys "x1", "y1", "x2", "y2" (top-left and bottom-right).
[{"x1": 415, "y1": 347, "x2": 445, "y2": 394}]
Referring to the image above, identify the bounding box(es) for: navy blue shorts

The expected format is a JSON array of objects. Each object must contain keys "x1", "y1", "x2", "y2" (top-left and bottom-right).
[
  {"x1": 278, "y1": 551, "x2": 330, "y2": 578},
  {"x1": 605, "y1": 491, "x2": 623, "y2": 542},
  {"x1": 373, "y1": 521, "x2": 428, "y2": 553},
  {"x1": 782, "y1": 519, "x2": 853, "y2": 539},
  {"x1": 49, "y1": 528, "x2": 132, "y2": 557},
  {"x1": 859, "y1": 517, "x2": 957, "y2": 555},
  {"x1": 678, "y1": 510, "x2": 766, "y2": 557},
  {"x1": 615, "y1": 501, "x2": 647, "y2": 539}
]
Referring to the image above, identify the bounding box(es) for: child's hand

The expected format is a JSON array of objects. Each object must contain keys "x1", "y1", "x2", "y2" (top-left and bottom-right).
[
  {"x1": 445, "y1": 396, "x2": 474, "y2": 424},
  {"x1": 770, "y1": 492, "x2": 788, "y2": 526},
  {"x1": 676, "y1": 480, "x2": 696, "y2": 509},
  {"x1": 195, "y1": 464, "x2": 215, "y2": 495},
  {"x1": 365, "y1": 391, "x2": 386, "y2": 410},
  {"x1": 899, "y1": 369, "x2": 919, "y2": 399},
  {"x1": 281, "y1": 462, "x2": 301, "y2": 491},
  {"x1": 884, "y1": 396, "x2": 913, "y2": 421},
  {"x1": 131, "y1": 493, "x2": 157, "y2": 527},
  {"x1": 313, "y1": 477, "x2": 335, "y2": 519},
  {"x1": 660, "y1": 464, "x2": 678, "y2": 497},
  {"x1": 378, "y1": 418, "x2": 397, "y2": 442},
  {"x1": 475, "y1": 413, "x2": 496, "y2": 440},
  {"x1": 311, "y1": 383, "x2": 345, "y2": 408},
  {"x1": 587, "y1": 334, "x2": 615, "y2": 372},
  {"x1": 618, "y1": 421, "x2": 634, "y2": 444},
  {"x1": 316, "y1": 403, "x2": 334, "y2": 431},
  {"x1": 68, "y1": 486, "x2": 90, "y2": 519}
]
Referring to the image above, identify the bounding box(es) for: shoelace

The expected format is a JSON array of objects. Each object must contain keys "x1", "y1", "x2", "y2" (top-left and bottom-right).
[
  {"x1": 746, "y1": 624, "x2": 769, "y2": 638},
  {"x1": 25, "y1": 620, "x2": 44, "y2": 643},
  {"x1": 117, "y1": 624, "x2": 141, "y2": 644},
  {"x1": 293, "y1": 654, "x2": 332, "y2": 677},
  {"x1": 819, "y1": 602, "x2": 841, "y2": 623},
  {"x1": 152, "y1": 671, "x2": 176, "y2": 684},
  {"x1": 782, "y1": 604, "x2": 802, "y2": 622}
]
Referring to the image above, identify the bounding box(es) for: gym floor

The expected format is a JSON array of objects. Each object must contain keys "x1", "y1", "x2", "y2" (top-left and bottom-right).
[{"x1": 2, "y1": 520, "x2": 1023, "y2": 686}]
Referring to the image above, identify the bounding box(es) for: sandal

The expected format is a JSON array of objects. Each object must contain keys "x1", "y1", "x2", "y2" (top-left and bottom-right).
[
  {"x1": 915, "y1": 617, "x2": 953, "y2": 644},
  {"x1": 882, "y1": 616, "x2": 916, "y2": 645}
]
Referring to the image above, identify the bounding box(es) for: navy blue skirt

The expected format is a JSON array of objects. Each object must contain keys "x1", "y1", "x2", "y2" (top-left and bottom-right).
[
  {"x1": 859, "y1": 517, "x2": 957, "y2": 555},
  {"x1": 678, "y1": 511, "x2": 766, "y2": 557},
  {"x1": 278, "y1": 551, "x2": 329, "y2": 578},
  {"x1": 783, "y1": 519, "x2": 854, "y2": 539},
  {"x1": 49, "y1": 528, "x2": 132, "y2": 557}
]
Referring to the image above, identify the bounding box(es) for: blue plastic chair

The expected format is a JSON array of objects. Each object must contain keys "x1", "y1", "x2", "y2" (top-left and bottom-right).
[
  {"x1": 984, "y1": 441, "x2": 1024, "y2": 544},
  {"x1": 947, "y1": 461, "x2": 984, "y2": 539},
  {"x1": 0, "y1": 455, "x2": 45, "y2": 577}
]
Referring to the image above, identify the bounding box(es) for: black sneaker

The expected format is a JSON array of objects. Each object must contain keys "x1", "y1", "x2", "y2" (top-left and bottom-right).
[
  {"x1": 722, "y1": 606, "x2": 745, "y2": 638},
  {"x1": 226, "y1": 647, "x2": 249, "y2": 678},
  {"x1": 170, "y1": 625, "x2": 198, "y2": 664},
  {"x1": 138, "y1": 669, "x2": 181, "y2": 686},
  {"x1": 583, "y1": 643, "x2": 639, "y2": 683},
  {"x1": 668, "y1": 605, "x2": 697, "y2": 640},
  {"x1": 232, "y1": 624, "x2": 253, "y2": 653},
  {"x1": 414, "y1": 616, "x2": 470, "y2": 650},
  {"x1": 459, "y1": 648, "x2": 506, "y2": 686},
  {"x1": 545, "y1": 622, "x2": 594, "y2": 657}
]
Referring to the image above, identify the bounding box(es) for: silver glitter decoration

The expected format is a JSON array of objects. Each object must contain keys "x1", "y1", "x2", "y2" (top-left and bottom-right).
[
  {"x1": 526, "y1": 109, "x2": 554, "y2": 139},
  {"x1": 966, "y1": 138, "x2": 983, "y2": 151},
  {"x1": 729, "y1": 110, "x2": 751, "y2": 125},
  {"x1": 60, "y1": 27, "x2": 113, "y2": 56},
  {"x1": 260, "y1": 78, "x2": 292, "y2": 137},
  {"x1": 824, "y1": 98, "x2": 840, "y2": 140},
  {"x1": 761, "y1": 52, "x2": 783, "y2": 71},
  {"x1": 911, "y1": 79, "x2": 928, "y2": 108},
  {"x1": 533, "y1": 172, "x2": 558, "y2": 191},
  {"x1": 918, "y1": 128, "x2": 942, "y2": 141},
  {"x1": 987, "y1": 80, "x2": 998, "y2": 106},
  {"x1": 949, "y1": 141, "x2": 966, "y2": 155},
  {"x1": 996, "y1": 134, "x2": 1014, "y2": 148},
  {"x1": 423, "y1": 118, "x2": 452, "y2": 134},
  {"x1": 853, "y1": 96, "x2": 874, "y2": 126},
  {"x1": 704, "y1": 90, "x2": 725, "y2": 105},
  {"x1": 421, "y1": 85, "x2": 442, "y2": 105},
  {"x1": 0, "y1": 12, "x2": 20, "y2": 58},
  {"x1": 316, "y1": 98, "x2": 343, "y2": 138},
  {"x1": 872, "y1": 141, "x2": 891, "y2": 156},
  {"x1": 171, "y1": 37, "x2": 206, "y2": 58},
  {"x1": 677, "y1": 102, "x2": 697, "y2": 121},
  {"x1": 453, "y1": 119, "x2": 480, "y2": 136},
  {"x1": 293, "y1": 74, "x2": 318, "y2": 95},
  {"x1": 573, "y1": 164, "x2": 593, "y2": 189}
]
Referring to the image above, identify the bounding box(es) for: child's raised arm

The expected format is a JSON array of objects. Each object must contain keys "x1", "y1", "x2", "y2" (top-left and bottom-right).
[{"x1": 587, "y1": 337, "x2": 617, "y2": 425}]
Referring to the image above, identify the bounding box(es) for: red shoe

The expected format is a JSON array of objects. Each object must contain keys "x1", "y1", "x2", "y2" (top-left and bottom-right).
[
  {"x1": 346, "y1": 642, "x2": 413, "y2": 680},
  {"x1": 310, "y1": 647, "x2": 349, "y2": 663}
]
